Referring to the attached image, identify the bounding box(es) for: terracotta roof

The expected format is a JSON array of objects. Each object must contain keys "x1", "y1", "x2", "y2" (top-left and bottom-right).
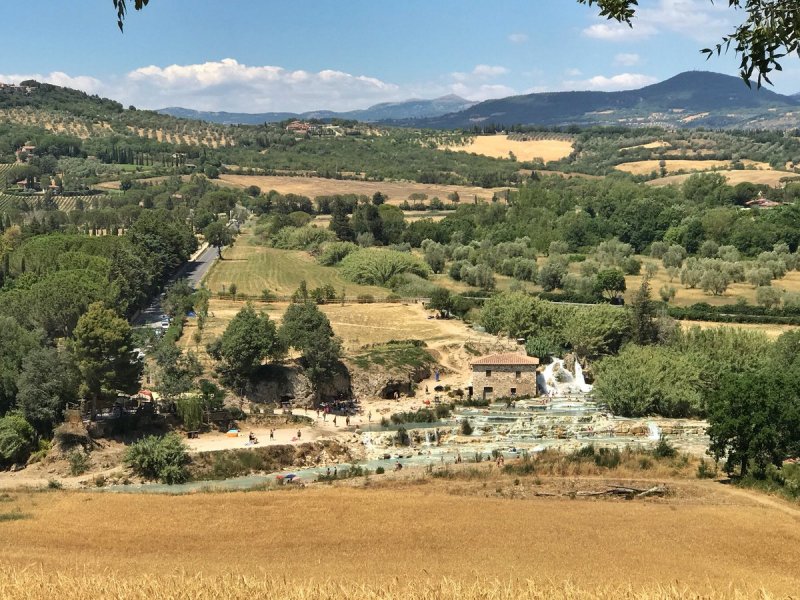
[{"x1": 471, "y1": 353, "x2": 539, "y2": 366}]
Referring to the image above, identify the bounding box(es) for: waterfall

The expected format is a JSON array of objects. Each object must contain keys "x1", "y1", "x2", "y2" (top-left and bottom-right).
[
  {"x1": 574, "y1": 361, "x2": 593, "y2": 394},
  {"x1": 647, "y1": 422, "x2": 660, "y2": 441},
  {"x1": 425, "y1": 431, "x2": 432, "y2": 446}
]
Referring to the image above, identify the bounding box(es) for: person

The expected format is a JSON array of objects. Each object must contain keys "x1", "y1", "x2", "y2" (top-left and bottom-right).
[
  {"x1": 368, "y1": 411, "x2": 372, "y2": 423},
  {"x1": 394, "y1": 462, "x2": 403, "y2": 471},
  {"x1": 333, "y1": 415, "x2": 337, "y2": 426},
  {"x1": 297, "y1": 429, "x2": 301, "y2": 439},
  {"x1": 333, "y1": 466, "x2": 338, "y2": 477},
  {"x1": 248, "y1": 431, "x2": 257, "y2": 444},
  {"x1": 269, "y1": 429, "x2": 274, "y2": 440},
  {"x1": 326, "y1": 467, "x2": 331, "y2": 477},
  {"x1": 425, "y1": 385, "x2": 429, "y2": 394},
  {"x1": 345, "y1": 415, "x2": 350, "y2": 426}
]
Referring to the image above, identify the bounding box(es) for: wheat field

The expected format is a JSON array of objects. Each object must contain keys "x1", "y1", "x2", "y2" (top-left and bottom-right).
[
  {"x1": 648, "y1": 169, "x2": 800, "y2": 187},
  {"x1": 441, "y1": 135, "x2": 574, "y2": 163},
  {"x1": 615, "y1": 159, "x2": 772, "y2": 176},
  {"x1": 0, "y1": 480, "x2": 798, "y2": 598},
  {"x1": 219, "y1": 174, "x2": 510, "y2": 204}
]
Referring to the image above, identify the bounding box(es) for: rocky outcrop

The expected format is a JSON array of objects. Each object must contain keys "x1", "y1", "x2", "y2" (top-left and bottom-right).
[
  {"x1": 248, "y1": 362, "x2": 351, "y2": 407},
  {"x1": 347, "y1": 361, "x2": 432, "y2": 399}
]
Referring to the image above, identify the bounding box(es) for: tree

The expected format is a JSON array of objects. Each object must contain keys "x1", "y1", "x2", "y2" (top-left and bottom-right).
[
  {"x1": 629, "y1": 277, "x2": 658, "y2": 346},
  {"x1": 278, "y1": 301, "x2": 342, "y2": 403},
  {"x1": 0, "y1": 413, "x2": 35, "y2": 467},
  {"x1": 428, "y1": 287, "x2": 453, "y2": 318},
  {"x1": 0, "y1": 317, "x2": 42, "y2": 416},
  {"x1": 594, "y1": 268, "x2": 626, "y2": 300},
  {"x1": 15, "y1": 347, "x2": 78, "y2": 435},
  {"x1": 538, "y1": 258, "x2": 568, "y2": 292},
  {"x1": 153, "y1": 343, "x2": 202, "y2": 401},
  {"x1": 372, "y1": 191, "x2": 387, "y2": 206},
  {"x1": 203, "y1": 221, "x2": 233, "y2": 258},
  {"x1": 756, "y1": 285, "x2": 782, "y2": 309},
  {"x1": 210, "y1": 304, "x2": 282, "y2": 391},
  {"x1": 70, "y1": 303, "x2": 142, "y2": 412},
  {"x1": 706, "y1": 369, "x2": 795, "y2": 476}
]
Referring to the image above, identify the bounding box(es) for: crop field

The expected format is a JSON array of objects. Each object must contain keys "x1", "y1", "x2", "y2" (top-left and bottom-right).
[
  {"x1": 648, "y1": 169, "x2": 800, "y2": 187},
  {"x1": 0, "y1": 193, "x2": 108, "y2": 212},
  {"x1": 313, "y1": 210, "x2": 447, "y2": 226},
  {"x1": 0, "y1": 478, "x2": 799, "y2": 599},
  {"x1": 614, "y1": 159, "x2": 771, "y2": 176},
  {"x1": 218, "y1": 174, "x2": 510, "y2": 204},
  {"x1": 203, "y1": 237, "x2": 385, "y2": 299},
  {"x1": 440, "y1": 134, "x2": 574, "y2": 163},
  {"x1": 678, "y1": 319, "x2": 798, "y2": 338}
]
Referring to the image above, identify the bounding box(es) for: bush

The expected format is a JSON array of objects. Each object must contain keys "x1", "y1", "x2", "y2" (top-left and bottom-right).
[
  {"x1": 460, "y1": 418, "x2": 474, "y2": 435},
  {"x1": 0, "y1": 413, "x2": 35, "y2": 466},
  {"x1": 317, "y1": 241, "x2": 359, "y2": 266},
  {"x1": 124, "y1": 434, "x2": 189, "y2": 484},
  {"x1": 652, "y1": 435, "x2": 677, "y2": 459},
  {"x1": 356, "y1": 294, "x2": 375, "y2": 304},
  {"x1": 375, "y1": 466, "x2": 385, "y2": 474},
  {"x1": 340, "y1": 248, "x2": 431, "y2": 285},
  {"x1": 697, "y1": 459, "x2": 717, "y2": 479},
  {"x1": 394, "y1": 427, "x2": 410, "y2": 446},
  {"x1": 68, "y1": 451, "x2": 90, "y2": 476}
]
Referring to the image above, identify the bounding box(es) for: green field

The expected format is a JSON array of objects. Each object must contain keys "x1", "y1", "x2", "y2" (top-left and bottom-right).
[{"x1": 204, "y1": 232, "x2": 387, "y2": 298}]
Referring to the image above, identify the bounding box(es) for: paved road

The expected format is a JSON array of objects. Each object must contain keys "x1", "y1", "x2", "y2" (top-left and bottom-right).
[{"x1": 133, "y1": 245, "x2": 219, "y2": 327}]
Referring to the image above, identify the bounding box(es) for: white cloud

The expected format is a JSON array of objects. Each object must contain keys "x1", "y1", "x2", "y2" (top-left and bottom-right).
[
  {"x1": 508, "y1": 33, "x2": 528, "y2": 44},
  {"x1": 563, "y1": 73, "x2": 658, "y2": 91},
  {"x1": 452, "y1": 64, "x2": 509, "y2": 82},
  {"x1": 582, "y1": 22, "x2": 656, "y2": 41},
  {"x1": 582, "y1": 0, "x2": 734, "y2": 43},
  {"x1": 565, "y1": 68, "x2": 583, "y2": 77},
  {"x1": 121, "y1": 58, "x2": 400, "y2": 111},
  {"x1": 0, "y1": 59, "x2": 516, "y2": 112},
  {"x1": 614, "y1": 53, "x2": 641, "y2": 66}
]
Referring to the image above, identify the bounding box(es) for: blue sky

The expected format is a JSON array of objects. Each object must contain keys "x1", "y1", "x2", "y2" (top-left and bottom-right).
[{"x1": 0, "y1": 0, "x2": 797, "y2": 112}]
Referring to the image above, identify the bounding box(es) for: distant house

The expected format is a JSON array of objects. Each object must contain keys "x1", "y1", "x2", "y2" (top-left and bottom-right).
[
  {"x1": 471, "y1": 353, "x2": 540, "y2": 400},
  {"x1": 745, "y1": 192, "x2": 783, "y2": 209},
  {"x1": 286, "y1": 120, "x2": 311, "y2": 134},
  {"x1": 15, "y1": 144, "x2": 37, "y2": 163}
]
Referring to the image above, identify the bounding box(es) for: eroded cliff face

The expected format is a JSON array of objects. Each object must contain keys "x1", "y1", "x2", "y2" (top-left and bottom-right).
[
  {"x1": 248, "y1": 362, "x2": 352, "y2": 406},
  {"x1": 346, "y1": 361, "x2": 432, "y2": 400}
]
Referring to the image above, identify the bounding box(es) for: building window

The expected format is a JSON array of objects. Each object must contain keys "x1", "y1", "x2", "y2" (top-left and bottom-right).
[
  {"x1": 485, "y1": 370, "x2": 491, "y2": 377},
  {"x1": 515, "y1": 371, "x2": 521, "y2": 380},
  {"x1": 510, "y1": 388, "x2": 517, "y2": 396}
]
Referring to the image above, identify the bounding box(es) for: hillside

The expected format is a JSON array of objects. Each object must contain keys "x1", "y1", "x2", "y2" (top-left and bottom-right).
[
  {"x1": 407, "y1": 71, "x2": 800, "y2": 130},
  {"x1": 158, "y1": 95, "x2": 477, "y2": 125}
]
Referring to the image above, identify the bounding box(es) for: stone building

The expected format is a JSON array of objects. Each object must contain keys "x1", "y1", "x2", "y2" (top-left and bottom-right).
[{"x1": 470, "y1": 353, "x2": 540, "y2": 401}]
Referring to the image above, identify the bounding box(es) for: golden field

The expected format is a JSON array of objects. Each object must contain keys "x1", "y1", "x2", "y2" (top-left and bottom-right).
[
  {"x1": 441, "y1": 135, "x2": 574, "y2": 163},
  {"x1": 219, "y1": 174, "x2": 509, "y2": 204},
  {"x1": 1, "y1": 475, "x2": 799, "y2": 599},
  {"x1": 614, "y1": 159, "x2": 771, "y2": 176},
  {"x1": 648, "y1": 169, "x2": 800, "y2": 187}
]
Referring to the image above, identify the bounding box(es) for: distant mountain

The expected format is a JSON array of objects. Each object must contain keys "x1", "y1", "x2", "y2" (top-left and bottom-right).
[
  {"x1": 158, "y1": 94, "x2": 476, "y2": 125},
  {"x1": 402, "y1": 71, "x2": 800, "y2": 130}
]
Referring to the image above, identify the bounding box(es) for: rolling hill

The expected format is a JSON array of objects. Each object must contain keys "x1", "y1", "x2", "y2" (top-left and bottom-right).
[
  {"x1": 400, "y1": 71, "x2": 800, "y2": 130},
  {"x1": 158, "y1": 94, "x2": 477, "y2": 125}
]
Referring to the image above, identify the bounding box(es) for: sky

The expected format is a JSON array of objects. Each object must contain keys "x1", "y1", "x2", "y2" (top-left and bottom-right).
[{"x1": 1, "y1": 0, "x2": 798, "y2": 113}]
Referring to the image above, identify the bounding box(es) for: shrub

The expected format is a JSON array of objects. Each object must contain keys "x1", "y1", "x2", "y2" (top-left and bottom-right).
[
  {"x1": 340, "y1": 248, "x2": 431, "y2": 285},
  {"x1": 68, "y1": 451, "x2": 90, "y2": 476},
  {"x1": 394, "y1": 427, "x2": 410, "y2": 447},
  {"x1": 375, "y1": 466, "x2": 385, "y2": 474},
  {"x1": 124, "y1": 434, "x2": 189, "y2": 484},
  {"x1": 356, "y1": 294, "x2": 375, "y2": 304},
  {"x1": 697, "y1": 459, "x2": 717, "y2": 479},
  {"x1": 317, "y1": 241, "x2": 359, "y2": 266},
  {"x1": 652, "y1": 435, "x2": 677, "y2": 459},
  {"x1": 0, "y1": 413, "x2": 35, "y2": 466},
  {"x1": 460, "y1": 418, "x2": 474, "y2": 435}
]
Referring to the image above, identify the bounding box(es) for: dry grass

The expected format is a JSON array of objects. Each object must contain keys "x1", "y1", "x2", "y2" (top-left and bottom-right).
[
  {"x1": 0, "y1": 479, "x2": 798, "y2": 598},
  {"x1": 218, "y1": 174, "x2": 510, "y2": 204},
  {"x1": 614, "y1": 159, "x2": 771, "y2": 176},
  {"x1": 440, "y1": 135, "x2": 574, "y2": 163},
  {"x1": 648, "y1": 169, "x2": 800, "y2": 187},
  {"x1": 619, "y1": 141, "x2": 672, "y2": 152},
  {"x1": 622, "y1": 257, "x2": 800, "y2": 308},
  {"x1": 181, "y1": 299, "x2": 486, "y2": 359}
]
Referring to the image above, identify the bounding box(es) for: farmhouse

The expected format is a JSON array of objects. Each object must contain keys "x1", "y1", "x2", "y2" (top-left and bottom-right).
[{"x1": 471, "y1": 353, "x2": 539, "y2": 401}]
